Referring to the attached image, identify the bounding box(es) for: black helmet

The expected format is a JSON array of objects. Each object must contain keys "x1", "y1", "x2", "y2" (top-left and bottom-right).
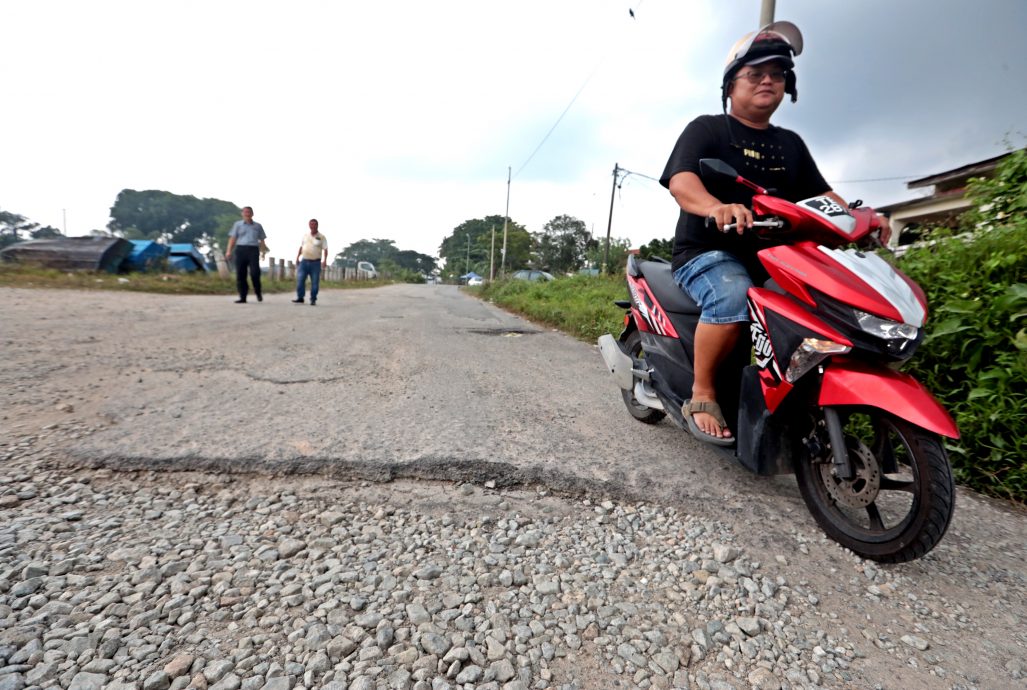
[{"x1": 721, "y1": 21, "x2": 803, "y2": 108}]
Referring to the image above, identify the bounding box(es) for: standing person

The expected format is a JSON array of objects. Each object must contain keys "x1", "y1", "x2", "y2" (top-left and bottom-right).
[
  {"x1": 225, "y1": 206, "x2": 268, "y2": 303},
  {"x1": 659, "y1": 21, "x2": 889, "y2": 445},
  {"x1": 292, "y1": 219, "x2": 328, "y2": 306}
]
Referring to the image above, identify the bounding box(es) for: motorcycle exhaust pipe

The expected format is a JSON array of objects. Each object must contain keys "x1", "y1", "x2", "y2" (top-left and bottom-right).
[{"x1": 597, "y1": 334, "x2": 635, "y2": 390}]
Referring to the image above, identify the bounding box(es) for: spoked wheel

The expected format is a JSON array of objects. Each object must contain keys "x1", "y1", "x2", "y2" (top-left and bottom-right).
[
  {"x1": 794, "y1": 406, "x2": 955, "y2": 563},
  {"x1": 619, "y1": 330, "x2": 666, "y2": 424}
]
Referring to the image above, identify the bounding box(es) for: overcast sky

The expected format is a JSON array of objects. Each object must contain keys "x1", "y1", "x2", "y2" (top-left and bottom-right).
[{"x1": 4, "y1": 0, "x2": 1025, "y2": 263}]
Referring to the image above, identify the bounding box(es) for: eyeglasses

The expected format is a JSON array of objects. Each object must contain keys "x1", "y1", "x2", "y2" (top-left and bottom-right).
[{"x1": 734, "y1": 69, "x2": 789, "y2": 84}]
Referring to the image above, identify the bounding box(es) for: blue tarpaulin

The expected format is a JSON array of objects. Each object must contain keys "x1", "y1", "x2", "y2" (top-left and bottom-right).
[
  {"x1": 125, "y1": 240, "x2": 170, "y2": 272},
  {"x1": 168, "y1": 243, "x2": 209, "y2": 272}
]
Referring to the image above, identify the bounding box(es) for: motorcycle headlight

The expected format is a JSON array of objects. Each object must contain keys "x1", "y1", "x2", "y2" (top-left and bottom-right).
[
  {"x1": 855, "y1": 310, "x2": 919, "y2": 339},
  {"x1": 854, "y1": 310, "x2": 920, "y2": 356}
]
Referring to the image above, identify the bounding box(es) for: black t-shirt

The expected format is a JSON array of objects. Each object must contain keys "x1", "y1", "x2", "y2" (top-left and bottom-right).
[{"x1": 660, "y1": 114, "x2": 830, "y2": 274}]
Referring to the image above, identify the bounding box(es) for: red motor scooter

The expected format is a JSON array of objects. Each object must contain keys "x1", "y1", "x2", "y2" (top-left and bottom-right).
[{"x1": 598, "y1": 158, "x2": 957, "y2": 562}]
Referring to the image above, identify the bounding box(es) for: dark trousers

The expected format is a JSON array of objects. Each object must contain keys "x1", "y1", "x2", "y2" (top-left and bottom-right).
[{"x1": 235, "y1": 245, "x2": 262, "y2": 300}]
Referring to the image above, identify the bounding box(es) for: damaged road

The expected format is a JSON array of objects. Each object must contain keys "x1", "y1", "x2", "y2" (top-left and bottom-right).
[{"x1": 0, "y1": 284, "x2": 1025, "y2": 689}]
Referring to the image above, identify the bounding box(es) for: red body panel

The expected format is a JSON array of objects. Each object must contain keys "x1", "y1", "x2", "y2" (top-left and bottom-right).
[
  {"x1": 753, "y1": 195, "x2": 877, "y2": 245},
  {"x1": 760, "y1": 242, "x2": 905, "y2": 322},
  {"x1": 627, "y1": 274, "x2": 679, "y2": 338},
  {"x1": 818, "y1": 358, "x2": 960, "y2": 438}
]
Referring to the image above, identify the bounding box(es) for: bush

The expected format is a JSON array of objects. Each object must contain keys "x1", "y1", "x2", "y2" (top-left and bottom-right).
[{"x1": 896, "y1": 152, "x2": 1027, "y2": 502}]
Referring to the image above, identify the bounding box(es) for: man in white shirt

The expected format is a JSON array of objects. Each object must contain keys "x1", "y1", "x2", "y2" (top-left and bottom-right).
[{"x1": 292, "y1": 219, "x2": 328, "y2": 306}]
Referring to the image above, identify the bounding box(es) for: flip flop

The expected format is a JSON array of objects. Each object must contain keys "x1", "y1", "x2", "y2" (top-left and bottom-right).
[{"x1": 682, "y1": 399, "x2": 736, "y2": 447}]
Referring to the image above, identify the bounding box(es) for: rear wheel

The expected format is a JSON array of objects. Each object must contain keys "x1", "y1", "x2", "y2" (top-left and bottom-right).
[
  {"x1": 794, "y1": 407, "x2": 955, "y2": 563},
  {"x1": 620, "y1": 330, "x2": 666, "y2": 424}
]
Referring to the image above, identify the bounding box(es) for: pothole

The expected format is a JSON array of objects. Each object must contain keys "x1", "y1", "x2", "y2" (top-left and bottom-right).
[{"x1": 464, "y1": 327, "x2": 540, "y2": 336}]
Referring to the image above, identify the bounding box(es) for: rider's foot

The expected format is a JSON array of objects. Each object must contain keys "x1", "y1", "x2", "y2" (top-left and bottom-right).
[
  {"x1": 682, "y1": 398, "x2": 735, "y2": 447},
  {"x1": 692, "y1": 399, "x2": 732, "y2": 439}
]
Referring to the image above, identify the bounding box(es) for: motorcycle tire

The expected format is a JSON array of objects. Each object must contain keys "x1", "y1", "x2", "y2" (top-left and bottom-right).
[
  {"x1": 620, "y1": 329, "x2": 666, "y2": 425},
  {"x1": 794, "y1": 406, "x2": 955, "y2": 563}
]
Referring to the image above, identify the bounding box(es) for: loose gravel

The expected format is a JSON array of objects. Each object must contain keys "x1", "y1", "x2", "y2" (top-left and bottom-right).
[{"x1": 3, "y1": 422, "x2": 1025, "y2": 690}]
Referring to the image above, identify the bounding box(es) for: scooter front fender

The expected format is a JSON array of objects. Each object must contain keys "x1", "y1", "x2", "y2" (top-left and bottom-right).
[{"x1": 818, "y1": 359, "x2": 959, "y2": 439}]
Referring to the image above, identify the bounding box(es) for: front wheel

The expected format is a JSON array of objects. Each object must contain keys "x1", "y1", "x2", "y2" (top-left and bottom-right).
[
  {"x1": 619, "y1": 329, "x2": 666, "y2": 424},
  {"x1": 794, "y1": 407, "x2": 955, "y2": 563}
]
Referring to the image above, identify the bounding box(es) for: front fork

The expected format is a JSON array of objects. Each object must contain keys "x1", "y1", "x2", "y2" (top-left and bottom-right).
[{"x1": 821, "y1": 407, "x2": 854, "y2": 480}]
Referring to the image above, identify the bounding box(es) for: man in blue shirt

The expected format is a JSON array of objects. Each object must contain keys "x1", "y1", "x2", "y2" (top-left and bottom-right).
[{"x1": 225, "y1": 206, "x2": 268, "y2": 303}]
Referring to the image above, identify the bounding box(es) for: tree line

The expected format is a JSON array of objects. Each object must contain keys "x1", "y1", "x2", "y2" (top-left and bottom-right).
[
  {"x1": 0, "y1": 190, "x2": 439, "y2": 277},
  {"x1": 436, "y1": 214, "x2": 673, "y2": 281},
  {"x1": 5, "y1": 189, "x2": 677, "y2": 279}
]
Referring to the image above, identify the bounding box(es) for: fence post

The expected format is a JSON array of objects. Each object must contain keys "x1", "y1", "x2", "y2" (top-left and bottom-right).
[{"x1": 211, "y1": 248, "x2": 230, "y2": 279}]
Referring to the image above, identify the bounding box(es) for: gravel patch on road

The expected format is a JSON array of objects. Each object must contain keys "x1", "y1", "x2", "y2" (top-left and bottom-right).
[{"x1": 3, "y1": 422, "x2": 1024, "y2": 690}]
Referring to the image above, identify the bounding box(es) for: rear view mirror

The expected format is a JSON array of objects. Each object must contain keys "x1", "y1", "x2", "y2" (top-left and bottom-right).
[{"x1": 699, "y1": 158, "x2": 738, "y2": 179}]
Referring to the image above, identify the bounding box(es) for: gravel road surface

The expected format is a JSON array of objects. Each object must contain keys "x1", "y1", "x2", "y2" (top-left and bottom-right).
[{"x1": 0, "y1": 285, "x2": 1024, "y2": 690}]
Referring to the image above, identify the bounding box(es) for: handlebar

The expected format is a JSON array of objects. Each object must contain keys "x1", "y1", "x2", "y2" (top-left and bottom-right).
[{"x1": 718, "y1": 219, "x2": 786, "y2": 233}]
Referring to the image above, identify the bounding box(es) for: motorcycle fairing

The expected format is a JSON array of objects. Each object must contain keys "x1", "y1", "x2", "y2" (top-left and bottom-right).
[
  {"x1": 753, "y1": 195, "x2": 878, "y2": 244},
  {"x1": 748, "y1": 288, "x2": 852, "y2": 412},
  {"x1": 818, "y1": 357, "x2": 960, "y2": 439},
  {"x1": 818, "y1": 246, "x2": 927, "y2": 326},
  {"x1": 760, "y1": 242, "x2": 913, "y2": 323}
]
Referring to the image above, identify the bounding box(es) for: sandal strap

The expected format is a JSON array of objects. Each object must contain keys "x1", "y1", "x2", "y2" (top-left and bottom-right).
[{"x1": 683, "y1": 400, "x2": 728, "y2": 427}]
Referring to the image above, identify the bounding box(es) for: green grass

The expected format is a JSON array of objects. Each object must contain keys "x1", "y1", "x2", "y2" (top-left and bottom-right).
[
  {"x1": 477, "y1": 274, "x2": 627, "y2": 342},
  {"x1": 0, "y1": 264, "x2": 390, "y2": 294}
]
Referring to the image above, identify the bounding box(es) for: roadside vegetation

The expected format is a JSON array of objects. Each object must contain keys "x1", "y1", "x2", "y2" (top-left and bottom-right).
[
  {"x1": 897, "y1": 149, "x2": 1026, "y2": 502},
  {"x1": 0, "y1": 264, "x2": 390, "y2": 294}
]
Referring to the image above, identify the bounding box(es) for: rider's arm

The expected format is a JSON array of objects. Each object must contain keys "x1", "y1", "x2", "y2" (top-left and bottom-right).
[{"x1": 668, "y1": 171, "x2": 752, "y2": 234}]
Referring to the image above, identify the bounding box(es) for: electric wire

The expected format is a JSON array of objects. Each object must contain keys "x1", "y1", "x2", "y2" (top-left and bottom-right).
[{"x1": 512, "y1": 0, "x2": 646, "y2": 180}]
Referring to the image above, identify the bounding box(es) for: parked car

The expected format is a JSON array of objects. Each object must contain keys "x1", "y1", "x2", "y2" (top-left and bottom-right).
[
  {"x1": 357, "y1": 261, "x2": 378, "y2": 279},
  {"x1": 467, "y1": 276, "x2": 484, "y2": 286},
  {"x1": 511, "y1": 269, "x2": 554, "y2": 282}
]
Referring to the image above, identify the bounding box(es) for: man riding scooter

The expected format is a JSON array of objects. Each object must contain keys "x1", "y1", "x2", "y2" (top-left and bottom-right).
[{"x1": 659, "y1": 21, "x2": 891, "y2": 445}]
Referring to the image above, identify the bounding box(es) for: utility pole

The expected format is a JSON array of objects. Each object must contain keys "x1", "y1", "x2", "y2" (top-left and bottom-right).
[
  {"x1": 602, "y1": 163, "x2": 620, "y2": 274},
  {"x1": 489, "y1": 225, "x2": 496, "y2": 282},
  {"x1": 760, "y1": 0, "x2": 775, "y2": 25},
  {"x1": 62, "y1": 209, "x2": 67, "y2": 235},
  {"x1": 501, "y1": 166, "x2": 511, "y2": 277},
  {"x1": 465, "y1": 232, "x2": 471, "y2": 276}
]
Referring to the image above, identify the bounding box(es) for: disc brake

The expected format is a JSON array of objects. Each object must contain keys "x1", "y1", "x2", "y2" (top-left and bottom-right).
[{"x1": 819, "y1": 442, "x2": 881, "y2": 508}]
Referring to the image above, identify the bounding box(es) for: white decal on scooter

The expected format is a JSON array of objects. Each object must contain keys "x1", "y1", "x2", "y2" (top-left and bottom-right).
[{"x1": 751, "y1": 320, "x2": 774, "y2": 369}]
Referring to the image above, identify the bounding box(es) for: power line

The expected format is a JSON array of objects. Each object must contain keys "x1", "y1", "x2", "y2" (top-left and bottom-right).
[
  {"x1": 831, "y1": 175, "x2": 929, "y2": 183},
  {"x1": 512, "y1": 62, "x2": 603, "y2": 180},
  {"x1": 512, "y1": 1, "x2": 646, "y2": 180}
]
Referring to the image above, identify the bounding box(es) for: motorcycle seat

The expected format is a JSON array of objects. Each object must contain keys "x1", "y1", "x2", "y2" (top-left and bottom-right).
[{"x1": 638, "y1": 260, "x2": 701, "y2": 315}]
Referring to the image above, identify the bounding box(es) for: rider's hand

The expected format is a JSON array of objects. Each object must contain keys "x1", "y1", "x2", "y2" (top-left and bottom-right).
[{"x1": 707, "y1": 203, "x2": 752, "y2": 234}]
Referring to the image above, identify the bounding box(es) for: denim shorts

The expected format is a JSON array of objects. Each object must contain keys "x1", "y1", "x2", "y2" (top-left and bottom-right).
[{"x1": 672, "y1": 250, "x2": 752, "y2": 324}]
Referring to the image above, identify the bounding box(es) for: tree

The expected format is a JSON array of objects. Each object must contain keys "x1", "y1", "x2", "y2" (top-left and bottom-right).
[
  {"x1": 586, "y1": 236, "x2": 632, "y2": 273},
  {"x1": 439, "y1": 215, "x2": 531, "y2": 280},
  {"x1": 533, "y1": 214, "x2": 592, "y2": 274},
  {"x1": 107, "y1": 190, "x2": 240, "y2": 248},
  {"x1": 334, "y1": 238, "x2": 398, "y2": 266},
  {"x1": 0, "y1": 209, "x2": 60, "y2": 250},
  {"x1": 638, "y1": 237, "x2": 674, "y2": 261},
  {"x1": 333, "y1": 239, "x2": 437, "y2": 276}
]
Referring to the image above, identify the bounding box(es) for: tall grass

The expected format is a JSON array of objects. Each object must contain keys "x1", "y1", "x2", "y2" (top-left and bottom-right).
[{"x1": 478, "y1": 274, "x2": 627, "y2": 342}]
